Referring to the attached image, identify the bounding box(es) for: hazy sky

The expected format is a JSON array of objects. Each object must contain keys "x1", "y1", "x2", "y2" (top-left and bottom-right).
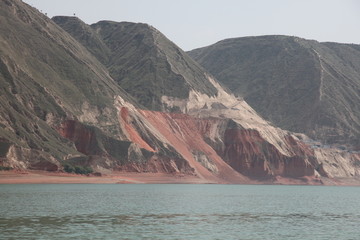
[{"x1": 23, "y1": 0, "x2": 360, "y2": 50}]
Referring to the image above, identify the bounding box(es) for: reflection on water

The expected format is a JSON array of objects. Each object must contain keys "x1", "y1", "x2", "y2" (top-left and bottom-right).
[{"x1": 1, "y1": 184, "x2": 360, "y2": 240}]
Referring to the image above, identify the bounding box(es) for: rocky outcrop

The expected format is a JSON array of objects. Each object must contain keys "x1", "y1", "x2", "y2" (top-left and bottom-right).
[
  {"x1": 112, "y1": 96, "x2": 249, "y2": 183},
  {"x1": 58, "y1": 120, "x2": 100, "y2": 155},
  {"x1": 224, "y1": 129, "x2": 281, "y2": 178},
  {"x1": 313, "y1": 148, "x2": 360, "y2": 178},
  {"x1": 1, "y1": 0, "x2": 359, "y2": 185},
  {"x1": 5, "y1": 145, "x2": 60, "y2": 171},
  {"x1": 109, "y1": 94, "x2": 326, "y2": 182},
  {"x1": 207, "y1": 127, "x2": 315, "y2": 179},
  {"x1": 56, "y1": 113, "x2": 195, "y2": 176}
]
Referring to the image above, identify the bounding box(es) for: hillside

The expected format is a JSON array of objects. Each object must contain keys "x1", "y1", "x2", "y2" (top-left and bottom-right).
[
  {"x1": 1, "y1": 0, "x2": 360, "y2": 184},
  {"x1": 189, "y1": 36, "x2": 360, "y2": 148},
  {"x1": 0, "y1": 0, "x2": 131, "y2": 162},
  {"x1": 52, "y1": 16, "x2": 218, "y2": 111}
]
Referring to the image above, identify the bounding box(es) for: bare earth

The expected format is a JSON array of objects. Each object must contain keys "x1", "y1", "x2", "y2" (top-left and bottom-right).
[
  {"x1": 0, "y1": 170, "x2": 214, "y2": 184},
  {"x1": 1, "y1": 170, "x2": 360, "y2": 185}
]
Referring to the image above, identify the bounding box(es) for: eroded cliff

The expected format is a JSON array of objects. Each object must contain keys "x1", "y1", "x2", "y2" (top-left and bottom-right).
[{"x1": 1, "y1": 0, "x2": 359, "y2": 185}]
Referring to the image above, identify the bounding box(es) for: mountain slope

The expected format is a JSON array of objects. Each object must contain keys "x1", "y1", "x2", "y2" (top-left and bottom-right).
[
  {"x1": 0, "y1": 0, "x2": 251, "y2": 183},
  {"x1": 52, "y1": 16, "x2": 333, "y2": 182},
  {"x1": 53, "y1": 16, "x2": 218, "y2": 111},
  {"x1": 1, "y1": 0, "x2": 359, "y2": 184},
  {"x1": 189, "y1": 36, "x2": 360, "y2": 148},
  {"x1": 0, "y1": 0, "x2": 149, "y2": 171}
]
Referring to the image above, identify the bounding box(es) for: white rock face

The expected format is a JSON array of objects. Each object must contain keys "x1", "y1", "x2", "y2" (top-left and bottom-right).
[
  {"x1": 112, "y1": 71, "x2": 360, "y2": 182},
  {"x1": 314, "y1": 148, "x2": 360, "y2": 178},
  {"x1": 162, "y1": 74, "x2": 294, "y2": 156},
  {"x1": 161, "y1": 74, "x2": 360, "y2": 181},
  {"x1": 6, "y1": 145, "x2": 60, "y2": 170}
]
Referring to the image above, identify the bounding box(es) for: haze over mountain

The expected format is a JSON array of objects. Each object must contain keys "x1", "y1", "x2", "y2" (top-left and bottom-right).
[
  {"x1": 189, "y1": 36, "x2": 360, "y2": 149},
  {"x1": 1, "y1": 0, "x2": 360, "y2": 184}
]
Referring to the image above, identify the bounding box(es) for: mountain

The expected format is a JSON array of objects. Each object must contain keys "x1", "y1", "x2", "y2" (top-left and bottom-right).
[
  {"x1": 52, "y1": 16, "x2": 335, "y2": 182},
  {"x1": 1, "y1": 0, "x2": 360, "y2": 184},
  {"x1": 189, "y1": 36, "x2": 360, "y2": 149},
  {"x1": 0, "y1": 0, "x2": 141, "y2": 171},
  {"x1": 52, "y1": 16, "x2": 218, "y2": 111}
]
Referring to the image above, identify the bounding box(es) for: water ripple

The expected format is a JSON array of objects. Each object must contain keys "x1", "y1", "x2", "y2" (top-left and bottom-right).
[{"x1": 1, "y1": 184, "x2": 360, "y2": 240}]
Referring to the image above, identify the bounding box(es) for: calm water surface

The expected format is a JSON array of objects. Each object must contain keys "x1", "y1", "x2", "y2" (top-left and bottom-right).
[{"x1": 0, "y1": 184, "x2": 359, "y2": 240}]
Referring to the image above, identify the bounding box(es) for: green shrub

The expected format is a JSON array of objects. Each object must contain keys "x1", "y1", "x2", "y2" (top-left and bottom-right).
[
  {"x1": 62, "y1": 163, "x2": 93, "y2": 175},
  {"x1": 74, "y1": 166, "x2": 93, "y2": 175},
  {"x1": 0, "y1": 166, "x2": 13, "y2": 171},
  {"x1": 63, "y1": 163, "x2": 75, "y2": 173}
]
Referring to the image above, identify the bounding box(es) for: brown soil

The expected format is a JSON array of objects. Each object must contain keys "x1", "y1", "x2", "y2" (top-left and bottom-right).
[
  {"x1": 0, "y1": 170, "x2": 215, "y2": 184},
  {"x1": 2, "y1": 170, "x2": 360, "y2": 185}
]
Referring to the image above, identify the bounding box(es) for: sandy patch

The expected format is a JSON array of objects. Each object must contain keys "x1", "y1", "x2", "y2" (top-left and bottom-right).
[
  {"x1": 1, "y1": 170, "x2": 360, "y2": 185},
  {"x1": 0, "y1": 170, "x2": 214, "y2": 184}
]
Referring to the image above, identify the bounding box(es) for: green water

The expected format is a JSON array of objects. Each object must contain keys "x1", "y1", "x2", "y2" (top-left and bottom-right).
[{"x1": 0, "y1": 184, "x2": 359, "y2": 240}]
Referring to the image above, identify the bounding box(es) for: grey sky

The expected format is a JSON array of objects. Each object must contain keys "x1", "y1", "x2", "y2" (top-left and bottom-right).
[{"x1": 23, "y1": 0, "x2": 360, "y2": 50}]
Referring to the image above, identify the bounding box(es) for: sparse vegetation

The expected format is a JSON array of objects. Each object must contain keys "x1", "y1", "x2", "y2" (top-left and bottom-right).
[
  {"x1": 0, "y1": 166, "x2": 13, "y2": 171},
  {"x1": 62, "y1": 163, "x2": 93, "y2": 175}
]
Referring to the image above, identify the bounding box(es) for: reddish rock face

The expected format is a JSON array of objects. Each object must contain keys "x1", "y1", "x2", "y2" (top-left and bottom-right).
[
  {"x1": 57, "y1": 108, "x2": 321, "y2": 182},
  {"x1": 58, "y1": 120, "x2": 99, "y2": 155},
  {"x1": 58, "y1": 118, "x2": 197, "y2": 176},
  {"x1": 119, "y1": 107, "x2": 156, "y2": 152},
  {"x1": 283, "y1": 135, "x2": 315, "y2": 177},
  {"x1": 282, "y1": 156, "x2": 314, "y2": 178},
  {"x1": 138, "y1": 110, "x2": 249, "y2": 183},
  {"x1": 223, "y1": 129, "x2": 315, "y2": 179},
  {"x1": 224, "y1": 129, "x2": 280, "y2": 178},
  {"x1": 285, "y1": 135, "x2": 314, "y2": 157},
  {"x1": 57, "y1": 108, "x2": 319, "y2": 182}
]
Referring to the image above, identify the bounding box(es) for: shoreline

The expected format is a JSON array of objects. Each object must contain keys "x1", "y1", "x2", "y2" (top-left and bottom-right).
[
  {"x1": 1, "y1": 170, "x2": 360, "y2": 186},
  {"x1": 0, "y1": 170, "x2": 215, "y2": 184}
]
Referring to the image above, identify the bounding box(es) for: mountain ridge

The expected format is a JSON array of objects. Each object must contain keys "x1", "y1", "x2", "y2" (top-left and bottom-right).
[
  {"x1": 53, "y1": 16, "x2": 219, "y2": 111},
  {"x1": 189, "y1": 35, "x2": 360, "y2": 148},
  {"x1": 1, "y1": 0, "x2": 360, "y2": 184}
]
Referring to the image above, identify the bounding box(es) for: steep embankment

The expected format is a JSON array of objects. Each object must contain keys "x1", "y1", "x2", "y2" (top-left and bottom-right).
[
  {"x1": 189, "y1": 36, "x2": 360, "y2": 148},
  {"x1": 0, "y1": 0, "x2": 129, "y2": 170},
  {"x1": 0, "y1": 0, "x2": 189, "y2": 175},
  {"x1": 52, "y1": 16, "x2": 342, "y2": 183},
  {"x1": 1, "y1": 0, "x2": 359, "y2": 184},
  {"x1": 111, "y1": 93, "x2": 322, "y2": 184}
]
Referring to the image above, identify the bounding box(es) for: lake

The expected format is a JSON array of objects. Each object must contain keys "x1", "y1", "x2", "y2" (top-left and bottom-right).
[{"x1": 0, "y1": 184, "x2": 359, "y2": 240}]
